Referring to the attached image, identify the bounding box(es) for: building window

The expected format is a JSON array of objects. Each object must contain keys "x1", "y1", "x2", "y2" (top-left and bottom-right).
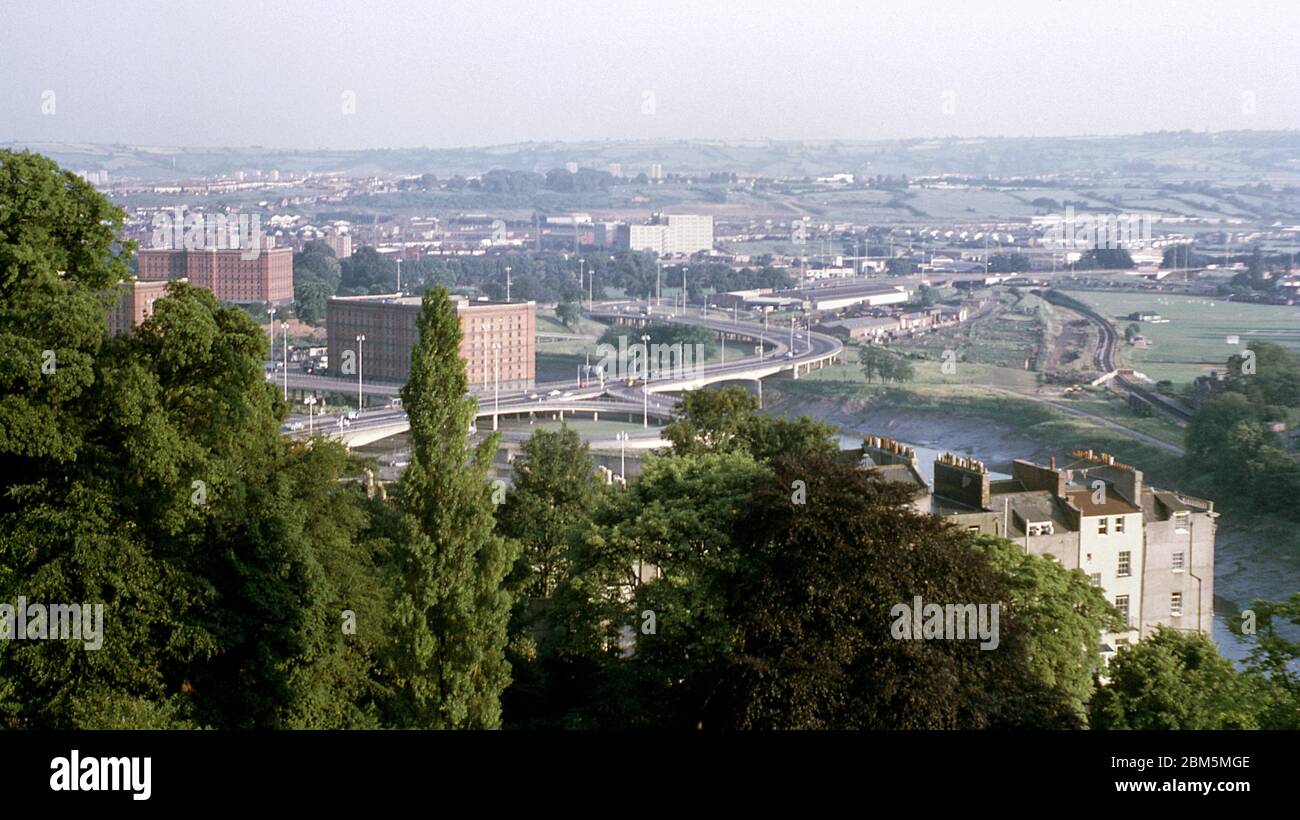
[
  {"x1": 1173, "y1": 511, "x2": 1189, "y2": 533},
  {"x1": 1115, "y1": 516, "x2": 1125, "y2": 534},
  {"x1": 1117, "y1": 551, "x2": 1131, "y2": 578},
  {"x1": 1098, "y1": 517, "x2": 1108, "y2": 535},
  {"x1": 1170, "y1": 592, "x2": 1183, "y2": 617},
  {"x1": 1090, "y1": 573, "x2": 1102, "y2": 587},
  {"x1": 966, "y1": 525, "x2": 980, "y2": 534},
  {"x1": 1172, "y1": 551, "x2": 1185, "y2": 572},
  {"x1": 1115, "y1": 595, "x2": 1130, "y2": 628}
]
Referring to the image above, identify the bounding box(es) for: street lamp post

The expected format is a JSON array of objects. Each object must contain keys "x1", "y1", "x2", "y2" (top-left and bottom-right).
[
  {"x1": 482, "y1": 320, "x2": 491, "y2": 399},
  {"x1": 304, "y1": 395, "x2": 316, "y2": 434},
  {"x1": 640, "y1": 333, "x2": 651, "y2": 428},
  {"x1": 355, "y1": 334, "x2": 365, "y2": 412},
  {"x1": 282, "y1": 317, "x2": 289, "y2": 401},
  {"x1": 616, "y1": 431, "x2": 629, "y2": 481},
  {"x1": 267, "y1": 306, "x2": 277, "y2": 390}
]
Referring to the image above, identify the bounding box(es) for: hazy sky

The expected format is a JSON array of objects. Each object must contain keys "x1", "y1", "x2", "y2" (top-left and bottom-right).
[{"x1": 3, "y1": 0, "x2": 1299, "y2": 149}]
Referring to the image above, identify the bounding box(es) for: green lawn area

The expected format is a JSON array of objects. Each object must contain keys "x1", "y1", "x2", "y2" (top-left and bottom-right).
[
  {"x1": 803, "y1": 344, "x2": 1040, "y2": 390},
  {"x1": 1061, "y1": 390, "x2": 1188, "y2": 449},
  {"x1": 1068, "y1": 289, "x2": 1300, "y2": 385},
  {"x1": 534, "y1": 308, "x2": 606, "y2": 337},
  {"x1": 498, "y1": 418, "x2": 648, "y2": 436}
]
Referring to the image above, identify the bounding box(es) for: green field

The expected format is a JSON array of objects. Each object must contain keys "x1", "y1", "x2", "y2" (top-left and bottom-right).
[{"x1": 1068, "y1": 290, "x2": 1300, "y2": 385}]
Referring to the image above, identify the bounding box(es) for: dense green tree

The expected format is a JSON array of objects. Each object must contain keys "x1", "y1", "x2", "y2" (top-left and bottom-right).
[
  {"x1": 293, "y1": 242, "x2": 342, "y2": 290},
  {"x1": 381, "y1": 286, "x2": 515, "y2": 729},
  {"x1": 1223, "y1": 341, "x2": 1300, "y2": 410},
  {"x1": 294, "y1": 279, "x2": 333, "y2": 325},
  {"x1": 0, "y1": 150, "x2": 132, "y2": 294},
  {"x1": 1233, "y1": 593, "x2": 1300, "y2": 729},
  {"x1": 339, "y1": 246, "x2": 397, "y2": 294},
  {"x1": 971, "y1": 536, "x2": 1120, "y2": 721},
  {"x1": 528, "y1": 450, "x2": 772, "y2": 728},
  {"x1": 860, "y1": 346, "x2": 914, "y2": 383},
  {"x1": 662, "y1": 385, "x2": 837, "y2": 463},
  {"x1": 498, "y1": 426, "x2": 603, "y2": 599},
  {"x1": 1091, "y1": 628, "x2": 1266, "y2": 729},
  {"x1": 555, "y1": 301, "x2": 582, "y2": 330},
  {"x1": 701, "y1": 451, "x2": 1082, "y2": 729},
  {"x1": 1073, "y1": 248, "x2": 1135, "y2": 270}
]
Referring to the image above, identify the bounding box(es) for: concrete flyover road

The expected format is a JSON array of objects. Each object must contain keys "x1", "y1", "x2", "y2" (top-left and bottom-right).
[
  {"x1": 280, "y1": 298, "x2": 845, "y2": 448},
  {"x1": 585, "y1": 300, "x2": 845, "y2": 392}
]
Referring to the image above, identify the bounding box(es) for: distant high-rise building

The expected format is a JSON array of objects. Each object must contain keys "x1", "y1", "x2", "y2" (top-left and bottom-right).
[
  {"x1": 323, "y1": 232, "x2": 353, "y2": 259},
  {"x1": 565, "y1": 161, "x2": 579, "y2": 174},
  {"x1": 607, "y1": 162, "x2": 623, "y2": 178},
  {"x1": 107, "y1": 278, "x2": 172, "y2": 336},
  {"x1": 136, "y1": 246, "x2": 294, "y2": 304},
  {"x1": 619, "y1": 213, "x2": 713, "y2": 257},
  {"x1": 649, "y1": 163, "x2": 664, "y2": 181},
  {"x1": 326, "y1": 294, "x2": 536, "y2": 388}
]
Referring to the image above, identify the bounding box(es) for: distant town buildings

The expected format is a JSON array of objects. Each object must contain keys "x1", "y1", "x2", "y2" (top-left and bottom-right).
[
  {"x1": 136, "y1": 246, "x2": 294, "y2": 304},
  {"x1": 326, "y1": 293, "x2": 536, "y2": 388}
]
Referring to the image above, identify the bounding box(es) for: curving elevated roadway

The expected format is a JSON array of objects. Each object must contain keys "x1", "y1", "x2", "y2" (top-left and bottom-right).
[{"x1": 281, "y1": 299, "x2": 844, "y2": 448}]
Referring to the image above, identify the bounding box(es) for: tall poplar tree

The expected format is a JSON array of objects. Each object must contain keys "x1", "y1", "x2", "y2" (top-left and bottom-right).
[{"x1": 382, "y1": 287, "x2": 515, "y2": 728}]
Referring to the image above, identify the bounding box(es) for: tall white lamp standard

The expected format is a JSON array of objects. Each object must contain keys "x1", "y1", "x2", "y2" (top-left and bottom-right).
[{"x1": 355, "y1": 334, "x2": 366, "y2": 413}]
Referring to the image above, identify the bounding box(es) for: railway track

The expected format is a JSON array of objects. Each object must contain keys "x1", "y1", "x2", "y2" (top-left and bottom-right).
[{"x1": 1038, "y1": 289, "x2": 1195, "y2": 423}]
